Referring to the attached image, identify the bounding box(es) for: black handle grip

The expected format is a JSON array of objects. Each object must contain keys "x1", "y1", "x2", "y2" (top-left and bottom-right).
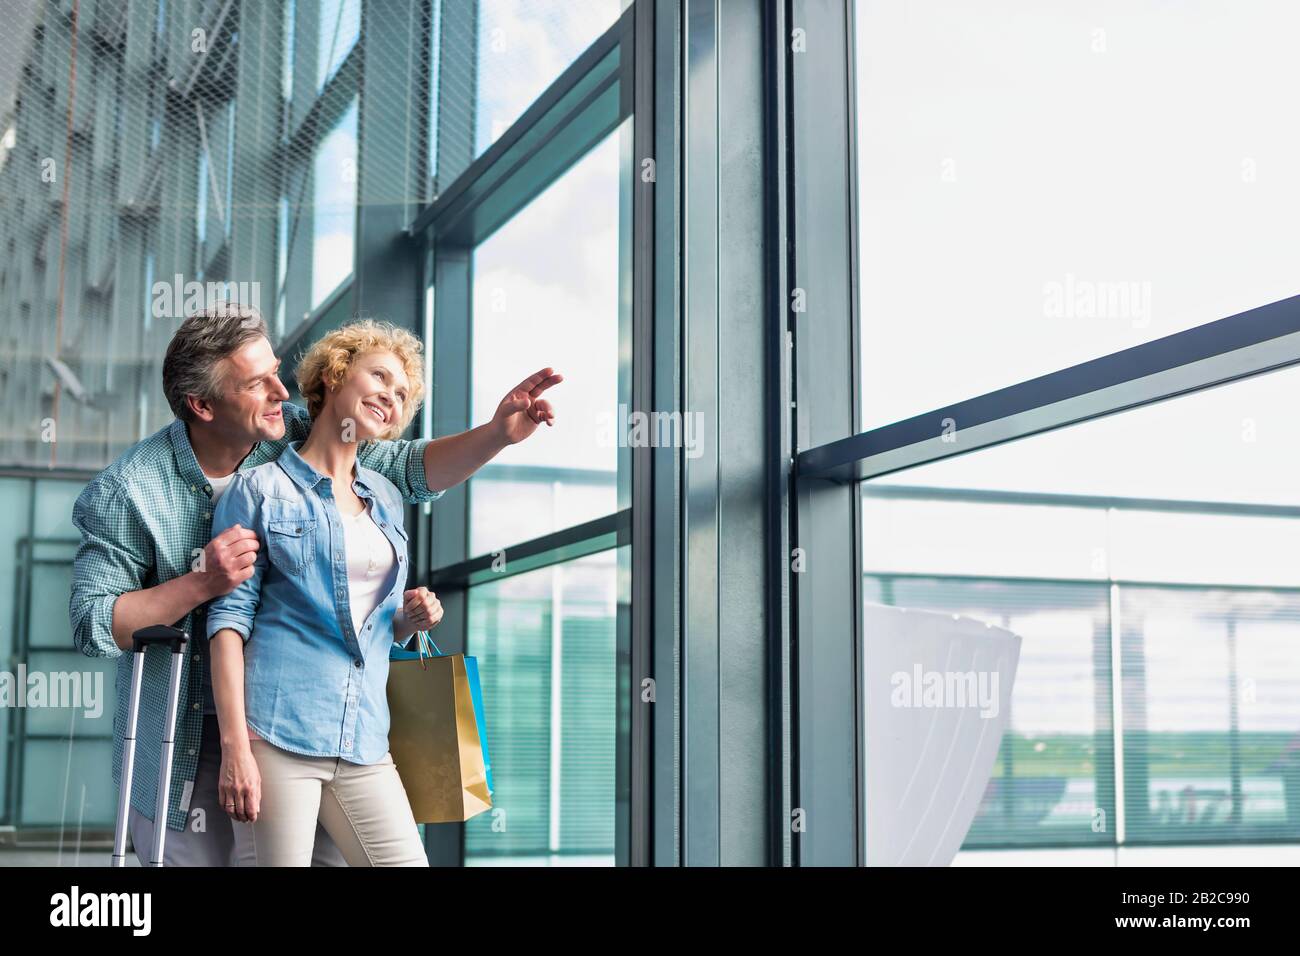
[{"x1": 132, "y1": 625, "x2": 190, "y2": 654}]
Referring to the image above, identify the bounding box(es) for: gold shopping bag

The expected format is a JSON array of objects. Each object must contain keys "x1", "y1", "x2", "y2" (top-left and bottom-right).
[{"x1": 387, "y1": 634, "x2": 492, "y2": 823}]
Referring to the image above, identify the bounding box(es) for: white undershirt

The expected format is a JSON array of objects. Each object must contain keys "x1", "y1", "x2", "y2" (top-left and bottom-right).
[
  {"x1": 207, "y1": 470, "x2": 236, "y2": 503},
  {"x1": 341, "y1": 499, "x2": 398, "y2": 635}
]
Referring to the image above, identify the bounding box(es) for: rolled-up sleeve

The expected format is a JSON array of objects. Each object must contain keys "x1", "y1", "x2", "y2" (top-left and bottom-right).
[
  {"x1": 356, "y1": 436, "x2": 445, "y2": 505},
  {"x1": 70, "y1": 477, "x2": 152, "y2": 659},
  {"x1": 205, "y1": 474, "x2": 266, "y2": 643}
]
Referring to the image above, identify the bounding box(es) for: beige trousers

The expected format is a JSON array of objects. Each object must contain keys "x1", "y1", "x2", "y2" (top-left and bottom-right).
[{"x1": 248, "y1": 738, "x2": 428, "y2": 867}]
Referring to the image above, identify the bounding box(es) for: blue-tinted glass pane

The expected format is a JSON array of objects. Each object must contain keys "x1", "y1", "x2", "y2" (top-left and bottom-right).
[
  {"x1": 468, "y1": 125, "x2": 625, "y2": 556},
  {"x1": 864, "y1": 364, "x2": 1300, "y2": 857},
  {"x1": 474, "y1": 0, "x2": 627, "y2": 156},
  {"x1": 317, "y1": 0, "x2": 361, "y2": 91},
  {"x1": 853, "y1": 0, "x2": 1300, "y2": 429},
  {"x1": 464, "y1": 550, "x2": 619, "y2": 865},
  {"x1": 311, "y1": 96, "x2": 358, "y2": 309}
]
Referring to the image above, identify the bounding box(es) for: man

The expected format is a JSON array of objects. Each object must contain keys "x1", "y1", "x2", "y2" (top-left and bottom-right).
[{"x1": 70, "y1": 305, "x2": 561, "y2": 866}]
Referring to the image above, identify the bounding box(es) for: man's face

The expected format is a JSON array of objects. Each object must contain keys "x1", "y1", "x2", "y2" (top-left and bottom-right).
[{"x1": 203, "y1": 336, "x2": 291, "y2": 444}]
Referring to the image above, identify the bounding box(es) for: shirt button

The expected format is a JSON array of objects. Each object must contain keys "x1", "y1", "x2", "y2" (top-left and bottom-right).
[
  {"x1": 190, "y1": 484, "x2": 196, "y2": 492},
  {"x1": 204, "y1": 485, "x2": 212, "y2": 494},
  {"x1": 193, "y1": 654, "x2": 200, "y2": 662},
  {"x1": 354, "y1": 659, "x2": 362, "y2": 668},
  {"x1": 203, "y1": 511, "x2": 210, "y2": 519},
  {"x1": 343, "y1": 739, "x2": 352, "y2": 750},
  {"x1": 192, "y1": 702, "x2": 201, "y2": 710},
  {"x1": 187, "y1": 749, "x2": 196, "y2": 756}
]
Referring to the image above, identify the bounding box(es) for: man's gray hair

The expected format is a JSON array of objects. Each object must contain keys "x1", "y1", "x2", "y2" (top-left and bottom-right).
[{"x1": 162, "y1": 305, "x2": 270, "y2": 422}]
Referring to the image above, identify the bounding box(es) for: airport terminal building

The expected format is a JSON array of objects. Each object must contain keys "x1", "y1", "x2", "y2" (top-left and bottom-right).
[{"x1": 0, "y1": 0, "x2": 1298, "y2": 866}]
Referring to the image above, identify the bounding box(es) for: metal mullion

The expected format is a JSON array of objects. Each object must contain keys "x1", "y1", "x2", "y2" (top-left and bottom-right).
[
  {"x1": 10, "y1": 497, "x2": 35, "y2": 828},
  {"x1": 651, "y1": 0, "x2": 684, "y2": 869},
  {"x1": 623, "y1": 0, "x2": 658, "y2": 872},
  {"x1": 424, "y1": 47, "x2": 619, "y2": 224},
  {"x1": 282, "y1": 46, "x2": 361, "y2": 157},
  {"x1": 861, "y1": 482, "x2": 1300, "y2": 520},
  {"x1": 173, "y1": 0, "x2": 235, "y2": 99},
  {"x1": 788, "y1": 0, "x2": 862, "y2": 867},
  {"x1": 865, "y1": 568, "x2": 1300, "y2": 600},
  {"x1": 427, "y1": 511, "x2": 629, "y2": 589},
  {"x1": 681, "y1": 0, "x2": 721, "y2": 868},
  {"x1": 273, "y1": 275, "x2": 353, "y2": 367},
  {"x1": 801, "y1": 293, "x2": 1300, "y2": 484},
  {"x1": 412, "y1": 6, "x2": 634, "y2": 238},
  {"x1": 431, "y1": 77, "x2": 624, "y2": 248},
  {"x1": 424, "y1": 237, "x2": 471, "y2": 867},
  {"x1": 765, "y1": 0, "x2": 795, "y2": 870}
]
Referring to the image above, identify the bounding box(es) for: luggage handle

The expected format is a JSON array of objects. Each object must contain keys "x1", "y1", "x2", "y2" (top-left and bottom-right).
[
  {"x1": 132, "y1": 624, "x2": 190, "y2": 654},
  {"x1": 112, "y1": 625, "x2": 189, "y2": 867}
]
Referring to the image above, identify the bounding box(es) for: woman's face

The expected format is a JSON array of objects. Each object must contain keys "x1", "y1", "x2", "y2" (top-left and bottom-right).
[{"x1": 329, "y1": 349, "x2": 411, "y2": 441}]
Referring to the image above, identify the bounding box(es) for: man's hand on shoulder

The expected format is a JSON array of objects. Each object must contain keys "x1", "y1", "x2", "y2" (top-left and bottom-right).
[{"x1": 193, "y1": 525, "x2": 260, "y2": 601}]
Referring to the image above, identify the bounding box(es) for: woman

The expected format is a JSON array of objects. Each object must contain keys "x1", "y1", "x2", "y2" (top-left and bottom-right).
[{"x1": 205, "y1": 319, "x2": 446, "y2": 866}]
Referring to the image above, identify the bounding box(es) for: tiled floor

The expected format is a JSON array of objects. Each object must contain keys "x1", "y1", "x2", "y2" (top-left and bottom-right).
[
  {"x1": 0, "y1": 847, "x2": 136, "y2": 866},
  {"x1": 0, "y1": 847, "x2": 615, "y2": 867}
]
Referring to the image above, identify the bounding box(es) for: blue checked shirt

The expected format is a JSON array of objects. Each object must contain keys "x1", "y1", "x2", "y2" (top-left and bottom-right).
[
  {"x1": 69, "y1": 405, "x2": 443, "y2": 831},
  {"x1": 205, "y1": 441, "x2": 410, "y2": 764}
]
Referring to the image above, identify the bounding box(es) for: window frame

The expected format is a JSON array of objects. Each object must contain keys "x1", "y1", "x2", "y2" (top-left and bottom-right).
[
  {"x1": 790, "y1": 0, "x2": 1300, "y2": 864},
  {"x1": 410, "y1": 2, "x2": 652, "y2": 867}
]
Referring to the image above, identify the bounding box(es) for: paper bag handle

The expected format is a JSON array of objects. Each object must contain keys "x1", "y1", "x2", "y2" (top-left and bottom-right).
[{"x1": 415, "y1": 630, "x2": 446, "y2": 669}]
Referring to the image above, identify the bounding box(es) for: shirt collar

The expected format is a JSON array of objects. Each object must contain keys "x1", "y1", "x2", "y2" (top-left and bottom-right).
[
  {"x1": 277, "y1": 440, "x2": 376, "y2": 500},
  {"x1": 169, "y1": 418, "x2": 212, "y2": 493},
  {"x1": 169, "y1": 418, "x2": 263, "y2": 495}
]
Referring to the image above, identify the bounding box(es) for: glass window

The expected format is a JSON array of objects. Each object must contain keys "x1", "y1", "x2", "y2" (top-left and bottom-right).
[
  {"x1": 468, "y1": 122, "x2": 627, "y2": 557},
  {"x1": 310, "y1": 95, "x2": 358, "y2": 310},
  {"x1": 317, "y1": 0, "x2": 361, "y2": 91},
  {"x1": 866, "y1": 577, "x2": 1113, "y2": 848},
  {"x1": 427, "y1": 0, "x2": 442, "y2": 200},
  {"x1": 0, "y1": 479, "x2": 119, "y2": 835},
  {"x1": 196, "y1": 150, "x2": 209, "y2": 256},
  {"x1": 1123, "y1": 586, "x2": 1300, "y2": 842},
  {"x1": 862, "y1": 364, "x2": 1300, "y2": 850},
  {"x1": 283, "y1": 0, "x2": 297, "y2": 101},
  {"x1": 464, "y1": 549, "x2": 622, "y2": 865},
  {"x1": 474, "y1": 0, "x2": 627, "y2": 156},
  {"x1": 852, "y1": 0, "x2": 1300, "y2": 429},
  {"x1": 873, "y1": 360, "x2": 1300, "y2": 508}
]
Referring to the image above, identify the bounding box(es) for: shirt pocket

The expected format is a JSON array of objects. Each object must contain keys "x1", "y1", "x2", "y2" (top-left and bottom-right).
[{"x1": 267, "y1": 518, "x2": 316, "y2": 576}]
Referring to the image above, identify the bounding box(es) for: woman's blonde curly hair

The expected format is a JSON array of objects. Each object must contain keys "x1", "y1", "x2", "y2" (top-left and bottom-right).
[{"x1": 295, "y1": 319, "x2": 426, "y2": 440}]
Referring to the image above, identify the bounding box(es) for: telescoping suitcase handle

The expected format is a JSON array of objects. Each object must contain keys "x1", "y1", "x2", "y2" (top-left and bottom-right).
[{"x1": 112, "y1": 625, "x2": 189, "y2": 867}]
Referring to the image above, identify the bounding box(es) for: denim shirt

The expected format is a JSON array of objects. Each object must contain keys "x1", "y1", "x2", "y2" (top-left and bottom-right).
[{"x1": 205, "y1": 440, "x2": 410, "y2": 764}]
